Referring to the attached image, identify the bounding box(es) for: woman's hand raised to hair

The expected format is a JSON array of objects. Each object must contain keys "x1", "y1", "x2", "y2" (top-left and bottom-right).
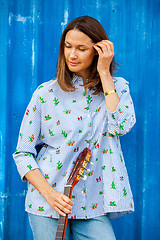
[
  {"x1": 93, "y1": 40, "x2": 120, "y2": 112},
  {"x1": 93, "y1": 40, "x2": 114, "y2": 78}
]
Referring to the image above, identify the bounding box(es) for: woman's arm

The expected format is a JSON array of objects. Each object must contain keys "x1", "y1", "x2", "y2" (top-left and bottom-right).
[
  {"x1": 25, "y1": 169, "x2": 73, "y2": 216},
  {"x1": 94, "y1": 41, "x2": 136, "y2": 135},
  {"x1": 93, "y1": 40, "x2": 120, "y2": 112}
]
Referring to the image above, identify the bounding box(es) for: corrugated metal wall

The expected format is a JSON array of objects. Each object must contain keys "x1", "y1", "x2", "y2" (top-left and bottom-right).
[{"x1": 0, "y1": 0, "x2": 160, "y2": 239}]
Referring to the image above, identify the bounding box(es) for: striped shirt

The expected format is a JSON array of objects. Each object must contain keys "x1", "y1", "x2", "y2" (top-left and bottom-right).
[{"x1": 13, "y1": 74, "x2": 136, "y2": 220}]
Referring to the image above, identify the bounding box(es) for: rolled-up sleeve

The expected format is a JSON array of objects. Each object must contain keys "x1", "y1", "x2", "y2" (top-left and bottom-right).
[
  {"x1": 106, "y1": 77, "x2": 136, "y2": 136},
  {"x1": 13, "y1": 89, "x2": 42, "y2": 181}
]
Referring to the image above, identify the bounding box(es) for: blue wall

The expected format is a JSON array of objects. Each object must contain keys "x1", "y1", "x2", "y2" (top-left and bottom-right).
[{"x1": 0, "y1": 0, "x2": 160, "y2": 239}]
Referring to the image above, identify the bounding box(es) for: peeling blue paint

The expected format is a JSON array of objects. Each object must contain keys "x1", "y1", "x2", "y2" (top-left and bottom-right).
[{"x1": 0, "y1": 0, "x2": 160, "y2": 239}]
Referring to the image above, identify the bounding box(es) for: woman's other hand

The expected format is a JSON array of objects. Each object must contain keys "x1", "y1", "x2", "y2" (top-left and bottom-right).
[
  {"x1": 25, "y1": 169, "x2": 73, "y2": 217},
  {"x1": 44, "y1": 188, "x2": 73, "y2": 217},
  {"x1": 93, "y1": 40, "x2": 114, "y2": 77}
]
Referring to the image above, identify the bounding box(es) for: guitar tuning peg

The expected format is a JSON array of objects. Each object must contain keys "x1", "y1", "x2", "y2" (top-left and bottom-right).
[
  {"x1": 83, "y1": 175, "x2": 87, "y2": 181},
  {"x1": 78, "y1": 173, "x2": 87, "y2": 181},
  {"x1": 85, "y1": 160, "x2": 94, "y2": 165}
]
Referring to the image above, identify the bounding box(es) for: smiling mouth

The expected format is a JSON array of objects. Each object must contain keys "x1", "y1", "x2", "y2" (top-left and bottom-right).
[{"x1": 69, "y1": 61, "x2": 79, "y2": 66}]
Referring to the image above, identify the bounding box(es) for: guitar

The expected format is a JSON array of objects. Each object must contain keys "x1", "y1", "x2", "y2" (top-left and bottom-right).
[{"x1": 55, "y1": 147, "x2": 92, "y2": 240}]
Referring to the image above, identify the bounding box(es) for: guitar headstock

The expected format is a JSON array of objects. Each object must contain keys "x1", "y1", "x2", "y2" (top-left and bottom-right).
[{"x1": 66, "y1": 148, "x2": 91, "y2": 188}]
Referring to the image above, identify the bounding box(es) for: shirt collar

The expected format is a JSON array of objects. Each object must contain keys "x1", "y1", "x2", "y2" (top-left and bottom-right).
[{"x1": 72, "y1": 73, "x2": 84, "y2": 84}]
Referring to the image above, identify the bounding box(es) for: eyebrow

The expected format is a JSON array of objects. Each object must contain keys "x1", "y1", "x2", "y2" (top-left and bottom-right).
[{"x1": 64, "y1": 41, "x2": 89, "y2": 47}]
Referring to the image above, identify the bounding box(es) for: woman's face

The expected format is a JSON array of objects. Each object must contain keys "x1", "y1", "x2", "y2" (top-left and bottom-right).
[{"x1": 64, "y1": 29, "x2": 96, "y2": 79}]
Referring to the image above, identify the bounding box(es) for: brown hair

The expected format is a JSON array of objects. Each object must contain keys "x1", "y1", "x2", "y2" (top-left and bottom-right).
[{"x1": 56, "y1": 16, "x2": 116, "y2": 94}]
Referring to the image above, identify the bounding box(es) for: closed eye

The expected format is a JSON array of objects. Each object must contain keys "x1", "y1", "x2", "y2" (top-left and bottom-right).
[
  {"x1": 78, "y1": 48, "x2": 87, "y2": 52},
  {"x1": 64, "y1": 44, "x2": 71, "y2": 48}
]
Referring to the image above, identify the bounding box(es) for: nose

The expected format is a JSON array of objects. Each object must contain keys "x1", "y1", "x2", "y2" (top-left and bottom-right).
[{"x1": 70, "y1": 48, "x2": 77, "y2": 59}]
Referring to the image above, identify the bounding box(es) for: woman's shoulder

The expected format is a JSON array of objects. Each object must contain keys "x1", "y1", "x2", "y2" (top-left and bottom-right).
[{"x1": 33, "y1": 78, "x2": 59, "y2": 96}]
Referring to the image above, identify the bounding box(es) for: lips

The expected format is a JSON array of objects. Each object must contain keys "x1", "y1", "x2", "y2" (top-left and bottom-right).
[{"x1": 69, "y1": 61, "x2": 79, "y2": 66}]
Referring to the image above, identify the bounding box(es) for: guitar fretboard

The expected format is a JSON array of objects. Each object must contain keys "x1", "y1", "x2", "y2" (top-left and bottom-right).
[{"x1": 55, "y1": 186, "x2": 72, "y2": 240}]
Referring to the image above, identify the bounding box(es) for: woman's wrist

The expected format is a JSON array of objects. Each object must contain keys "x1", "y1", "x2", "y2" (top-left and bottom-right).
[{"x1": 100, "y1": 73, "x2": 115, "y2": 92}]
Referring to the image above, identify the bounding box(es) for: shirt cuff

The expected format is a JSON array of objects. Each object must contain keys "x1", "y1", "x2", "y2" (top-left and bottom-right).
[{"x1": 13, "y1": 152, "x2": 39, "y2": 181}]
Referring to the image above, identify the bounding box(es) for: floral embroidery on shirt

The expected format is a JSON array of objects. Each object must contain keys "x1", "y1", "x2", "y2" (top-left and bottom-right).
[{"x1": 13, "y1": 76, "x2": 136, "y2": 220}]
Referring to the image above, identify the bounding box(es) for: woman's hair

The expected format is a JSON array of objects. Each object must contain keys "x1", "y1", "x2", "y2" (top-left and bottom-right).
[{"x1": 56, "y1": 16, "x2": 116, "y2": 94}]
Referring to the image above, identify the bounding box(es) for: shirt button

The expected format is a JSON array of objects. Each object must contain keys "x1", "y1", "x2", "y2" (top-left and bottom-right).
[
  {"x1": 88, "y1": 133, "x2": 91, "y2": 136},
  {"x1": 87, "y1": 114, "x2": 90, "y2": 118}
]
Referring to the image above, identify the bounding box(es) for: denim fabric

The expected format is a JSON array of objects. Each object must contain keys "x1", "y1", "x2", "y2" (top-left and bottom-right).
[{"x1": 28, "y1": 213, "x2": 116, "y2": 240}]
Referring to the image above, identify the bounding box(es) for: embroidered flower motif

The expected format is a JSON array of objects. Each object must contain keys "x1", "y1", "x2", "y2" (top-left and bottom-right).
[
  {"x1": 112, "y1": 167, "x2": 116, "y2": 172},
  {"x1": 48, "y1": 89, "x2": 53, "y2": 92},
  {"x1": 53, "y1": 97, "x2": 59, "y2": 106},
  {"x1": 38, "y1": 206, "x2": 44, "y2": 211},
  {"x1": 87, "y1": 170, "x2": 94, "y2": 176},
  {"x1": 91, "y1": 203, "x2": 98, "y2": 209},
  {"x1": 62, "y1": 171, "x2": 67, "y2": 177},
  {"x1": 38, "y1": 85, "x2": 44, "y2": 89},
  {"x1": 56, "y1": 147, "x2": 60, "y2": 154},
  {"x1": 39, "y1": 96, "x2": 46, "y2": 103},
  {"x1": 96, "y1": 176, "x2": 101, "y2": 182},
  {"x1": 67, "y1": 140, "x2": 75, "y2": 146},
  {"x1": 102, "y1": 149, "x2": 108, "y2": 154},
  {"x1": 45, "y1": 174, "x2": 49, "y2": 179},
  {"x1": 87, "y1": 95, "x2": 92, "y2": 104},
  {"x1": 26, "y1": 109, "x2": 29, "y2": 115},
  {"x1": 56, "y1": 120, "x2": 60, "y2": 125},
  {"x1": 81, "y1": 206, "x2": 86, "y2": 210},
  {"x1": 95, "y1": 107, "x2": 101, "y2": 112},
  {"x1": 63, "y1": 109, "x2": 71, "y2": 114},
  {"x1": 109, "y1": 147, "x2": 114, "y2": 154},
  {"x1": 27, "y1": 164, "x2": 32, "y2": 170},
  {"x1": 111, "y1": 181, "x2": 116, "y2": 189},
  {"x1": 61, "y1": 130, "x2": 67, "y2": 139},
  {"x1": 45, "y1": 115, "x2": 52, "y2": 121},
  {"x1": 74, "y1": 147, "x2": 79, "y2": 152},
  {"x1": 49, "y1": 129, "x2": 55, "y2": 136},
  {"x1": 56, "y1": 161, "x2": 63, "y2": 170},
  {"x1": 33, "y1": 105, "x2": 37, "y2": 112},
  {"x1": 109, "y1": 201, "x2": 117, "y2": 206},
  {"x1": 123, "y1": 187, "x2": 127, "y2": 196},
  {"x1": 119, "y1": 176, "x2": 124, "y2": 181},
  {"x1": 29, "y1": 134, "x2": 34, "y2": 142},
  {"x1": 77, "y1": 116, "x2": 82, "y2": 120}
]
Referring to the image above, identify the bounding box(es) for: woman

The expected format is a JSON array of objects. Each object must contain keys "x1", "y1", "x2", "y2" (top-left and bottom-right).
[{"x1": 13, "y1": 16, "x2": 136, "y2": 240}]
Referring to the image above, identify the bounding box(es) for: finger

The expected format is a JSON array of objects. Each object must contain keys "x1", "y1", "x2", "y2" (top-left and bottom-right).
[
  {"x1": 93, "y1": 45, "x2": 103, "y2": 56},
  {"x1": 102, "y1": 40, "x2": 114, "y2": 54},
  {"x1": 94, "y1": 42, "x2": 106, "y2": 53},
  {"x1": 56, "y1": 202, "x2": 72, "y2": 214},
  {"x1": 100, "y1": 41, "x2": 112, "y2": 53},
  {"x1": 54, "y1": 206, "x2": 66, "y2": 217},
  {"x1": 56, "y1": 199, "x2": 73, "y2": 212},
  {"x1": 55, "y1": 195, "x2": 73, "y2": 211},
  {"x1": 62, "y1": 194, "x2": 74, "y2": 206},
  {"x1": 98, "y1": 42, "x2": 114, "y2": 58},
  {"x1": 95, "y1": 42, "x2": 111, "y2": 56}
]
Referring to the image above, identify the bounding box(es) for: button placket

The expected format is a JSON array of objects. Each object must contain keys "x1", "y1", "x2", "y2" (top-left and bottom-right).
[{"x1": 85, "y1": 92, "x2": 92, "y2": 139}]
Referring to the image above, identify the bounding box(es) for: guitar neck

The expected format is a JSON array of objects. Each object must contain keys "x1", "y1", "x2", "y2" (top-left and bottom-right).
[{"x1": 55, "y1": 185, "x2": 73, "y2": 240}]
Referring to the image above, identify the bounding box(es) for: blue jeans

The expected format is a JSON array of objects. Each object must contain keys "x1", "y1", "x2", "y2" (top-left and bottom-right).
[{"x1": 28, "y1": 213, "x2": 116, "y2": 240}]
